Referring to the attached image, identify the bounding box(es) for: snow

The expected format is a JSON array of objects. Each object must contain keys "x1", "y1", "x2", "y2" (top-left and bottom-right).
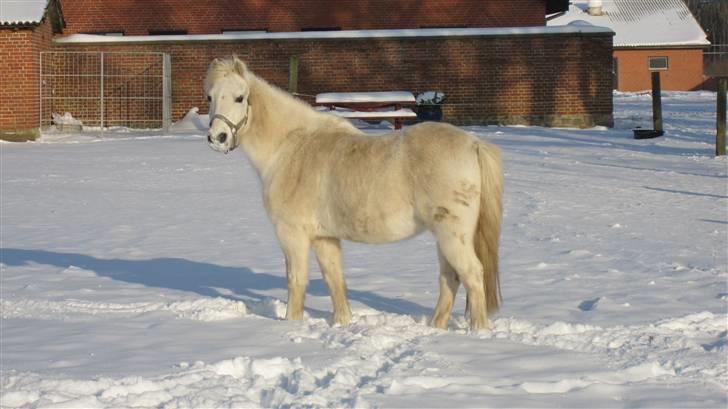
[
  {"x1": 168, "y1": 107, "x2": 209, "y2": 133},
  {"x1": 1, "y1": 91, "x2": 726, "y2": 408},
  {"x1": 50, "y1": 112, "x2": 82, "y2": 126},
  {"x1": 549, "y1": 0, "x2": 709, "y2": 48},
  {"x1": 416, "y1": 91, "x2": 446, "y2": 105},
  {"x1": 0, "y1": 0, "x2": 47, "y2": 25},
  {"x1": 316, "y1": 92, "x2": 416, "y2": 104},
  {"x1": 319, "y1": 108, "x2": 417, "y2": 119},
  {"x1": 55, "y1": 24, "x2": 614, "y2": 44}
]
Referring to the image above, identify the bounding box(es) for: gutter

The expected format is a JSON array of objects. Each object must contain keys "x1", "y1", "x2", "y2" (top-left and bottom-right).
[{"x1": 55, "y1": 25, "x2": 615, "y2": 45}]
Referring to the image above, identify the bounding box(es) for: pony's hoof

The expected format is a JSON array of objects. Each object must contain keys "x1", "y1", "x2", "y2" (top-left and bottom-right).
[
  {"x1": 332, "y1": 311, "x2": 352, "y2": 326},
  {"x1": 470, "y1": 320, "x2": 490, "y2": 331},
  {"x1": 430, "y1": 317, "x2": 449, "y2": 330},
  {"x1": 285, "y1": 310, "x2": 305, "y2": 321}
]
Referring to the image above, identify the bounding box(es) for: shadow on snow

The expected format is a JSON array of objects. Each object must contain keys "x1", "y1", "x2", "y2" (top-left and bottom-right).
[{"x1": 0, "y1": 248, "x2": 432, "y2": 318}]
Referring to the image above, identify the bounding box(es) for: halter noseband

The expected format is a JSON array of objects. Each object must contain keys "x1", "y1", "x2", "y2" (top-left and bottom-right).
[{"x1": 210, "y1": 104, "x2": 251, "y2": 151}]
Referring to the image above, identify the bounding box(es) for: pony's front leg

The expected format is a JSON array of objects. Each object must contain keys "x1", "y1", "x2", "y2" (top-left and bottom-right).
[
  {"x1": 313, "y1": 238, "x2": 352, "y2": 325},
  {"x1": 277, "y1": 227, "x2": 311, "y2": 321}
]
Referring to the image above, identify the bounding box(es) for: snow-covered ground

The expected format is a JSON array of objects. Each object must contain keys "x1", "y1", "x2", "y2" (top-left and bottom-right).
[{"x1": 1, "y1": 92, "x2": 726, "y2": 408}]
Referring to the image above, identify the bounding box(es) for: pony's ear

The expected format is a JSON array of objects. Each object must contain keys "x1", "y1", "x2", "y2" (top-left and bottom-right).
[{"x1": 232, "y1": 56, "x2": 248, "y2": 78}]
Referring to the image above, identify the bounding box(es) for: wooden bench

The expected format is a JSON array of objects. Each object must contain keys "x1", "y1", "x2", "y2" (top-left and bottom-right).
[{"x1": 315, "y1": 91, "x2": 417, "y2": 130}]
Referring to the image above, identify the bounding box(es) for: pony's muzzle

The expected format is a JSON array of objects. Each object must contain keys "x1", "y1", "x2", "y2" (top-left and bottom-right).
[{"x1": 206, "y1": 131, "x2": 228, "y2": 145}]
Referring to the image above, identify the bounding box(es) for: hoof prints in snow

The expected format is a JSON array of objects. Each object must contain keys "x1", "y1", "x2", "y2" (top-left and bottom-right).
[
  {"x1": 1, "y1": 313, "x2": 434, "y2": 409},
  {"x1": 481, "y1": 311, "x2": 727, "y2": 389},
  {"x1": 3, "y1": 311, "x2": 726, "y2": 408},
  {"x1": 1, "y1": 297, "x2": 248, "y2": 322}
]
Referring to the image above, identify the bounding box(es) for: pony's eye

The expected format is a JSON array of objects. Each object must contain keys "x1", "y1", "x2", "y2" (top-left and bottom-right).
[
  {"x1": 207, "y1": 95, "x2": 211, "y2": 102},
  {"x1": 235, "y1": 96, "x2": 244, "y2": 103}
]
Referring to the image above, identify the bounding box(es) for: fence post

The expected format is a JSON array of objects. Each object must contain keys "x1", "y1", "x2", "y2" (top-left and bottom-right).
[
  {"x1": 288, "y1": 55, "x2": 299, "y2": 94},
  {"x1": 39, "y1": 52, "x2": 43, "y2": 130},
  {"x1": 162, "y1": 53, "x2": 172, "y2": 131},
  {"x1": 100, "y1": 52, "x2": 105, "y2": 132},
  {"x1": 651, "y1": 71, "x2": 662, "y2": 133},
  {"x1": 718, "y1": 77, "x2": 726, "y2": 156}
]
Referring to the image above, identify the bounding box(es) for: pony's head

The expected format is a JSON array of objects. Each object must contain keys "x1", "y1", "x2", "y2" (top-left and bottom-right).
[{"x1": 204, "y1": 56, "x2": 253, "y2": 154}]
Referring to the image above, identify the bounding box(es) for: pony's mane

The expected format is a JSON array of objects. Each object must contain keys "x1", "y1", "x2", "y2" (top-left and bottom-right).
[{"x1": 204, "y1": 56, "x2": 248, "y2": 93}]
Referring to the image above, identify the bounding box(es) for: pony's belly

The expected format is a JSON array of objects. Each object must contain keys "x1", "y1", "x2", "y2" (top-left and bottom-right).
[{"x1": 331, "y1": 209, "x2": 424, "y2": 244}]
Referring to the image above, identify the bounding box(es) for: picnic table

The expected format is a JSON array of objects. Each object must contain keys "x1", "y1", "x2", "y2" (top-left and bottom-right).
[{"x1": 315, "y1": 91, "x2": 417, "y2": 129}]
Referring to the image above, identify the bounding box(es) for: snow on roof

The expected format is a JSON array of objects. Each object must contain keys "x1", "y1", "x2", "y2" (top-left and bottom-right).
[
  {"x1": 0, "y1": 0, "x2": 48, "y2": 26},
  {"x1": 55, "y1": 24, "x2": 614, "y2": 44},
  {"x1": 548, "y1": 0, "x2": 709, "y2": 48}
]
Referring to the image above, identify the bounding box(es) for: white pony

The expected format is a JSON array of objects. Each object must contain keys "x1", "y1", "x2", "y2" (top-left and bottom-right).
[{"x1": 204, "y1": 56, "x2": 503, "y2": 329}]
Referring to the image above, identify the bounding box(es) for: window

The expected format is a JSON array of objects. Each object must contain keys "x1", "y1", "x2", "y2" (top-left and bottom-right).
[{"x1": 648, "y1": 56, "x2": 669, "y2": 71}]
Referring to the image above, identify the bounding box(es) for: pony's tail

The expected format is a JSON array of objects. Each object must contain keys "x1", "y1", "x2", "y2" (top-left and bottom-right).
[{"x1": 475, "y1": 141, "x2": 503, "y2": 316}]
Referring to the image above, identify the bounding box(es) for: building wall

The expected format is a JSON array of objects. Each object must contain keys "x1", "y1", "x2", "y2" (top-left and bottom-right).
[
  {"x1": 614, "y1": 48, "x2": 705, "y2": 92},
  {"x1": 58, "y1": 0, "x2": 547, "y2": 35},
  {"x1": 51, "y1": 33, "x2": 614, "y2": 129},
  {"x1": 0, "y1": 19, "x2": 53, "y2": 140}
]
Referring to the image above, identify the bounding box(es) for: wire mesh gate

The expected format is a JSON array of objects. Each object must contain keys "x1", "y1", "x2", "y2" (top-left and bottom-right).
[{"x1": 40, "y1": 52, "x2": 171, "y2": 131}]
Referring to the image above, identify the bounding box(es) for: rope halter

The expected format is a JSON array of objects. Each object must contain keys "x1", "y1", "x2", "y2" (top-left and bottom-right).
[{"x1": 209, "y1": 104, "x2": 251, "y2": 152}]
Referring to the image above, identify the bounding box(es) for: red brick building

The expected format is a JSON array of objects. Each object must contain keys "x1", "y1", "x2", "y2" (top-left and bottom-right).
[
  {"x1": 58, "y1": 0, "x2": 562, "y2": 35},
  {"x1": 2, "y1": 0, "x2": 617, "y2": 140},
  {"x1": 549, "y1": 0, "x2": 710, "y2": 92},
  {"x1": 0, "y1": 0, "x2": 63, "y2": 140}
]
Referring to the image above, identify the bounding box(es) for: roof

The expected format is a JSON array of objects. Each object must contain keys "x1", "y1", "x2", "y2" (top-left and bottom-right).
[
  {"x1": 548, "y1": 0, "x2": 709, "y2": 48},
  {"x1": 57, "y1": 0, "x2": 553, "y2": 36},
  {"x1": 0, "y1": 0, "x2": 48, "y2": 25},
  {"x1": 55, "y1": 25, "x2": 614, "y2": 45}
]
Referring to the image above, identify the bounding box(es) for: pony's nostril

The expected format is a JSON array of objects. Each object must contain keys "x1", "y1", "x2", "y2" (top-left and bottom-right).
[
  {"x1": 207, "y1": 134, "x2": 212, "y2": 143},
  {"x1": 217, "y1": 132, "x2": 228, "y2": 143}
]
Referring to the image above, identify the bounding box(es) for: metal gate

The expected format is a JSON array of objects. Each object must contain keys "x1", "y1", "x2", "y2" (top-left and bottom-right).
[{"x1": 40, "y1": 52, "x2": 171, "y2": 131}]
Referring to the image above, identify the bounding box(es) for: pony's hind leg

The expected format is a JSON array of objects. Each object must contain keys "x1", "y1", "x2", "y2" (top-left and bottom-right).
[
  {"x1": 433, "y1": 217, "x2": 488, "y2": 329},
  {"x1": 431, "y1": 247, "x2": 460, "y2": 329},
  {"x1": 312, "y1": 237, "x2": 352, "y2": 325},
  {"x1": 277, "y1": 227, "x2": 311, "y2": 321}
]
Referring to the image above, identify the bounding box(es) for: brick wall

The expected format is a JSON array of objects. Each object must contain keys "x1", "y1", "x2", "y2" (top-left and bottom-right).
[
  {"x1": 52, "y1": 32, "x2": 614, "y2": 129},
  {"x1": 0, "y1": 19, "x2": 53, "y2": 139},
  {"x1": 614, "y1": 48, "x2": 706, "y2": 92},
  {"x1": 59, "y1": 0, "x2": 546, "y2": 35}
]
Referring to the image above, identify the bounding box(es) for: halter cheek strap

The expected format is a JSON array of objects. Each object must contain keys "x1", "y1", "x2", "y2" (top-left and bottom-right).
[{"x1": 210, "y1": 104, "x2": 251, "y2": 151}]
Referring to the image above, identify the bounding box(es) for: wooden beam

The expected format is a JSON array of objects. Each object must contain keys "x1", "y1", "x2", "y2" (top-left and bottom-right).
[
  {"x1": 718, "y1": 77, "x2": 726, "y2": 156},
  {"x1": 288, "y1": 55, "x2": 299, "y2": 94}
]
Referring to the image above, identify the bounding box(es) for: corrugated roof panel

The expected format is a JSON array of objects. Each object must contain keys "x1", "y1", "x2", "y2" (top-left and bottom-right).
[
  {"x1": 0, "y1": 0, "x2": 48, "y2": 25},
  {"x1": 548, "y1": 0, "x2": 709, "y2": 47}
]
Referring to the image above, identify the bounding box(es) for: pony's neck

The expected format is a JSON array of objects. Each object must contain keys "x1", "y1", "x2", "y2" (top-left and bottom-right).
[{"x1": 239, "y1": 74, "x2": 319, "y2": 176}]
